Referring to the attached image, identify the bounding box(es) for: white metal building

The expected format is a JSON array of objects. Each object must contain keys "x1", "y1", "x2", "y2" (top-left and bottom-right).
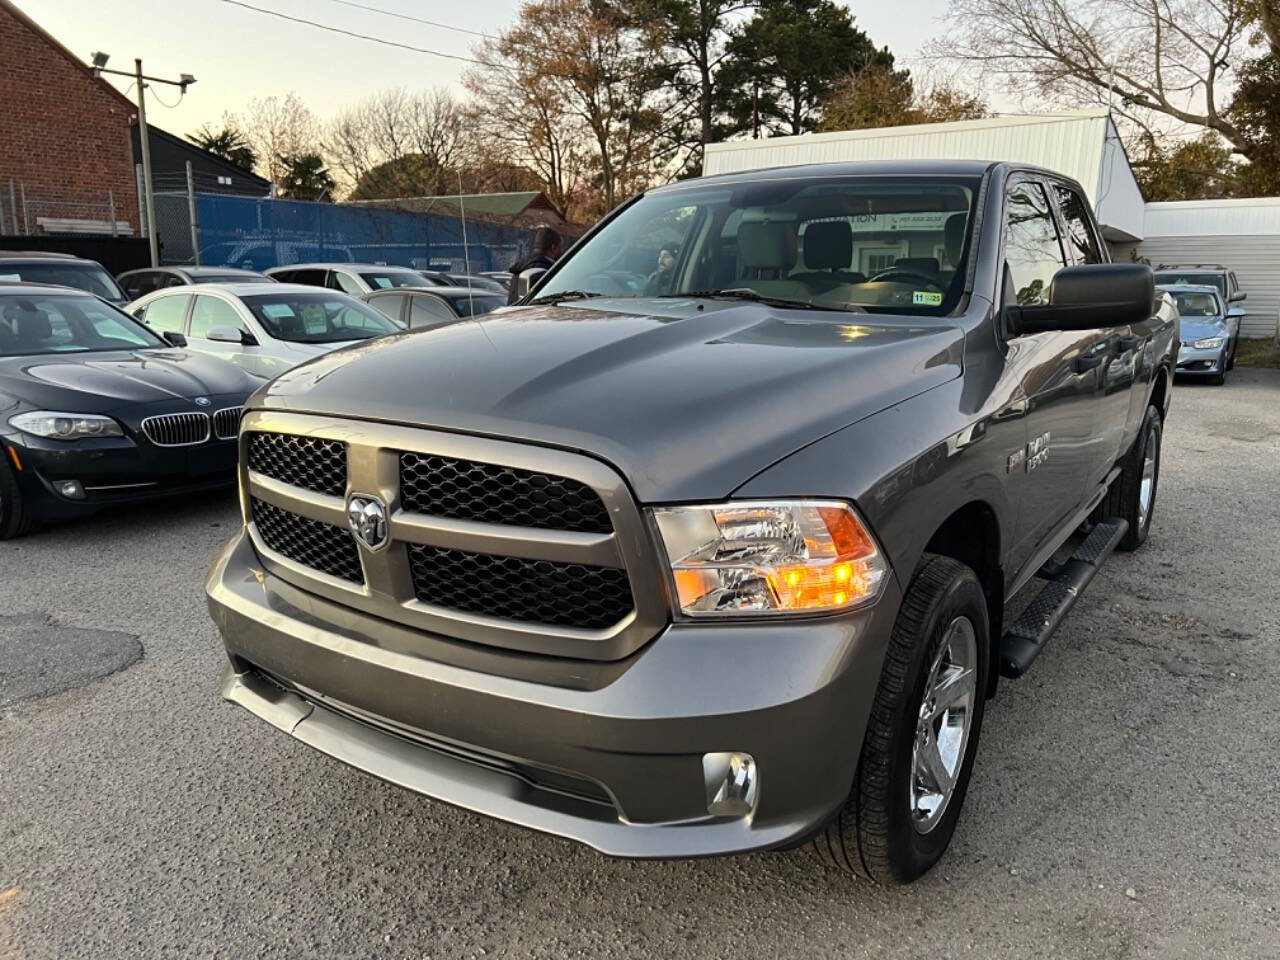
[
  {"x1": 1115, "y1": 198, "x2": 1280, "y2": 339},
  {"x1": 703, "y1": 109, "x2": 1147, "y2": 242}
]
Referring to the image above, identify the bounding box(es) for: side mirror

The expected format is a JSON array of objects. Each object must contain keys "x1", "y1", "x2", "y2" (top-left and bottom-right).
[
  {"x1": 162, "y1": 330, "x2": 187, "y2": 347},
  {"x1": 1227, "y1": 305, "x2": 1246, "y2": 318},
  {"x1": 1006, "y1": 263, "x2": 1153, "y2": 336},
  {"x1": 515, "y1": 266, "x2": 548, "y2": 299},
  {"x1": 208, "y1": 325, "x2": 254, "y2": 345},
  {"x1": 1229, "y1": 290, "x2": 1246, "y2": 303}
]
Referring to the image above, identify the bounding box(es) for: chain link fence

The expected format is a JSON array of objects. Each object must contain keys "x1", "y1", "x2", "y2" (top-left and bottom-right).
[{"x1": 0, "y1": 178, "x2": 134, "y2": 238}]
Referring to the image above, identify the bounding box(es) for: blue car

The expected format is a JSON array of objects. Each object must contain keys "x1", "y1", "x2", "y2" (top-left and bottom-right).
[{"x1": 1161, "y1": 284, "x2": 1234, "y2": 385}]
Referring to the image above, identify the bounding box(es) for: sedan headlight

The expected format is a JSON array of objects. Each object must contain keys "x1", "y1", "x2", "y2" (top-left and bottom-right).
[
  {"x1": 9, "y1": 411, "x2": 123, "y2": 439},
  {"x1": 651, "y1": 500, "x2": 888, "y2": 616},
  {"x1": 1193, "y1": 337, "x2": 1225, "y2": 350}
]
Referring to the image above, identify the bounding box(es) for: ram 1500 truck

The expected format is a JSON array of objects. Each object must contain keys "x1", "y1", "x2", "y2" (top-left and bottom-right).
[{"x1": 207, "y1": 160, "x2": 1178, "y2": 884}]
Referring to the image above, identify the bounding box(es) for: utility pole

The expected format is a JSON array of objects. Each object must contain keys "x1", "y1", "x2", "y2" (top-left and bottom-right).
[
  {"x1": 134, "y1": 59, "x2": 158, "y2": 266},
  {"x1": 89, "y1": 53, "x2": 196, "y2": 267}
]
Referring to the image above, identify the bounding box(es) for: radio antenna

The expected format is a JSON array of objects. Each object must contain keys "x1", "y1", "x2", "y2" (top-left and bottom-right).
[{"x1": 457, "y1": 171, "x2": 475, "y2": 319}]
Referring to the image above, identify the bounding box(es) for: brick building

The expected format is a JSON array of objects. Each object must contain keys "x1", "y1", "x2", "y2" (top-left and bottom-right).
[{"x1": 0, "y1": 0, "x2": 140, "y2": 236}]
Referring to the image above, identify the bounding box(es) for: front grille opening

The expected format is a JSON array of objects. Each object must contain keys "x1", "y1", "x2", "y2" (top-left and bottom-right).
[
  {"x1": 142, "y1": 412, "x2": 210, "y2": 447},
  {"x1": 399, "y1": 452, "x2": 613, "y2": 534},
  {"x1": 408, "y1": 544, "x2": 633, "y2": 630},
  {"x1": 212, "y1": 406, "x2": 244, "y2": 441},
  {"x1": 251, "y1": 497, "x2": 364, "y2": 584},
  {"x1": 247, "y1": 432, "x2": 347, "y2": 497}
]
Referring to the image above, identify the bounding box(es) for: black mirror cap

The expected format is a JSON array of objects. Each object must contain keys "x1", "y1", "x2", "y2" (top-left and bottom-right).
[
  {"x1": 1009, "y1": 263, "x2": 1153, "y2": 335},
  {"x1": 1229, "y1": 290, "x2": 1246, "y2": 302},
  {"x1": 162, "y1": 330, "x2": 187, "y2": 347}
]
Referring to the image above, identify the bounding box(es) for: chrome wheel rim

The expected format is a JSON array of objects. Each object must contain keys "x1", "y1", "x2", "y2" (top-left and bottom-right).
[
  {"x1": 911, "y1": 616, "x2": 978, "y2": 834},
  {"x1": 1137, "y1": 424, "x2": 1158, "y2": 527}
]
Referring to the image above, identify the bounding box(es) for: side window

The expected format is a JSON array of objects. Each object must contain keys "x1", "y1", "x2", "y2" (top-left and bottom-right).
[
  {"x1": 140, "y1": 294, "x2": 191, "y2": 334},
  {"x1": 189, "y1": 295, "x2": 245, "y2": 339},
  {"x1": 1051, "y1": 184, "x2": 1102, "y2": 264},
  {"x1": 409, "y1": 295, "x2": 454, "y2": 328},
  {"x1": 1229, "y1": 272, "x2": 1239, "y2": 296},
  {"x1": 328, "y1": 270, "x2": 363, "y2": 295},
  {"x1": 368, "y1": 294, "x2": 406, "y2": 323},
  {"x1": 286, "y1": 269, "x2": 326, "y2": 287},
  {"x1": 1004, "y1": 182, "x2": 1066, "y2": 306},
  {"x1": 163, "y1": 273, "x2": 188, "y2": 288},
  {"x1": 121, "y1": 272, "x2": 155, "y2": 298},
  {"x1": 270, "y1": 270, "x2": 295, "y2": 283}
]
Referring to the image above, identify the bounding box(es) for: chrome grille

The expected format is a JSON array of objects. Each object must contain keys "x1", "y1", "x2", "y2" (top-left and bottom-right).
[
  {"x1": 408, "y1": 544, "x2": 633, "y2": 629},
  {"x1": 142, "y1": 412, "x2": 210, "y2": 447},
  {"x1": 212, "y1": 406, "x2": 244, "y2": 440},
  {"x1": 247, "y1": 432, "x2": 347, "y2": 496},
  {"x1": 239, "y1": 412, "x2": 667, "y2": 660},
  {"x1": 399, "y1": 452, "x2": 613, "y2": 533},
  {"x1": 250, "y1": 497, "x2": 363, "y2": 584}
]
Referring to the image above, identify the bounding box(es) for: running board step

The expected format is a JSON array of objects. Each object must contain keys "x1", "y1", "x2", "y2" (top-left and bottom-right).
[{"x1": 999, "y1": 518, "x2": 1128, "y2": 678}]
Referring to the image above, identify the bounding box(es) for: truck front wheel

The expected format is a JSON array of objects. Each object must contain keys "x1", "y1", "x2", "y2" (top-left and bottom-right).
[
  {"x1": 1107, "y1": 403, "x2": 1162, "y2": 551},
  {"x1": 815, "y1": 554, "x2": 989, "y2": 884}
]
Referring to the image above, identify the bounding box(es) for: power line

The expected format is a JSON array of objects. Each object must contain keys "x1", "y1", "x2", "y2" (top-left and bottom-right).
[
  {"x1": 321, "y1": 0, "x2": 494, "y2": 39},
  {"x1": 218, "y1": 0, "x2": 485, "y2": 65}
]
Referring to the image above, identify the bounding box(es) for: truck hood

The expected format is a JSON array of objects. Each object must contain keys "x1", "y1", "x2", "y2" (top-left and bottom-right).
[{"x1": 254, "y1": 299, "x2": 964, "y2": 501}]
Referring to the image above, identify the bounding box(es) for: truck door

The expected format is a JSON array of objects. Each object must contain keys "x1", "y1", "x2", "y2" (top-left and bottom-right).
[
  {"x1": 1050, "y1": 181, "x2": 1139, "y2": 488},
  {"x1": 1001, "y1": 178, "x2": 1098, "y2": 572}
]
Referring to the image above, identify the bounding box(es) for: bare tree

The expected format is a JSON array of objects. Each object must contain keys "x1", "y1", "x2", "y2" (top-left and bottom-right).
[
  {"x1": 231, "y1": 93, "x2": 321, "y2": 187},
  {"x1": 937, "y1": 0, "x2": 1260, "y2": 160}
]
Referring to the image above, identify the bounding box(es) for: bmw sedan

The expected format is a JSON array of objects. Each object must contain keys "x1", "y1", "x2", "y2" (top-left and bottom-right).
[
  {"x1": 0, "y1": 284, "x2": 258, "y2": 537},
  {"x1": 1161, "y1": 284, "x2": 1234, "y2": 385},
  {"x1": 127, "y1": 283, "x2": 400, "y2": 380}
]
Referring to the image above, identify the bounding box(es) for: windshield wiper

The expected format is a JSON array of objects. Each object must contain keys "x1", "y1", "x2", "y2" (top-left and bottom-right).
[
  {"x1": 528, "y1": 290, "x2": 605, "y2": 305},
  {"x1": 658, "y1": 288, "x2": 851, "y2": 312}
]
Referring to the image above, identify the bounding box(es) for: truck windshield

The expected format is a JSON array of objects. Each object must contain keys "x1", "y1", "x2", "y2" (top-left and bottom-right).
[{"x1": 533, "y1": 175, "x2": 980, "y2": 315}]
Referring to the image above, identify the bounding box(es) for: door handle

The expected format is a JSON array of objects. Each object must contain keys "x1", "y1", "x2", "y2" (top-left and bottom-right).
[{"x1": 1073, "y1": 353, "x2": 1104, "y2": 373}]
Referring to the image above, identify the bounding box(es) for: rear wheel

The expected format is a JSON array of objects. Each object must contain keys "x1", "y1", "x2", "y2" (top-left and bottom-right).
[
  {"x1": 1226, "y1": 337, "x2": 1237, "y2": 371},
  {"x1": 814, "y1": 555, "x2": 989, "y2": 884},
  {"x1": 1105, "y1": 403, "x2": 1161, "y2": 551},
  {"x1": 0, "y1": 451, "x2": 37, "y2": 540}
]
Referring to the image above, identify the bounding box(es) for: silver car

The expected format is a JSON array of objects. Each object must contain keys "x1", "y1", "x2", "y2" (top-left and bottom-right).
[
  {"x1": 126, "y1": 282, "x2": 400, "y2": 380},
  {"x1": 1160, "y1": 283, "x2": 1235, "y2": 384},
  {"x1": 265, "y1": 263, "x2": 440, "y2": 296}
]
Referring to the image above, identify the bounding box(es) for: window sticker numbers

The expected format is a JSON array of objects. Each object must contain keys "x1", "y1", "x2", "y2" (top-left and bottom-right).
[{"x1": 912, "y1": 291, "x2": 943, "y2": 307}]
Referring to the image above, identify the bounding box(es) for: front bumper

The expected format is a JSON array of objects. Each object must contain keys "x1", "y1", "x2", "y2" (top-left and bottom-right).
[
  {"x1": 1175, "y1": 343, "x2": 1228, "y2": 376},
  {"x1": 2, "y1": 430, "x2": 237, "y2": 519},
  {"x1": 207, "y1": 529, "x2": 900, "y2": 858}
]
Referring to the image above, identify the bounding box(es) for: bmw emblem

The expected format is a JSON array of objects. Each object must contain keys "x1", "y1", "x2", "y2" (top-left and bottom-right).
[
  {"x1": 194, "y1": 396, "x2": 211, "y2": 407},
  {"x1": 347, "y1": 495, "x2": 389, "y2": 551}
]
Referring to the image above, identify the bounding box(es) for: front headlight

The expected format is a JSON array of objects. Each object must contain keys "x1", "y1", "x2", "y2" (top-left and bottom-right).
[
  {"x1": 8, "y1": 411, "x2": 124, "y2": 439},
  {"x1": 651, "y1": 500, "x2": 889, "y2": 617},
  {"x1": 1193, "y1": 337, "x2": 1225, "y2": 350}
]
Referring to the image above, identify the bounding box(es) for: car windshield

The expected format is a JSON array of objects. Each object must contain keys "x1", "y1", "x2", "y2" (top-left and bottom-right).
[
  {"x1": 1169, "y1": 291, "x2": 1223, "y2": 317},
  {"x1": 532, "y1": 175, "x2": 980, "y2": 316},
  {"x1": 449, "y1": 294, "x2": 506, "y2": 317},
  {"x1": 241, "y1": 292, "x2": 399, "y2": 343},
  {"x1": 0, "y1": 262, "x2": 126, "y2": 302},
  {"x1": 191, "y1": 274, "x2": 272, "y2": 284},
  {"x1": 0, "y1": 294, "x2": 166, "y2": 356},
  {"x1": 1155, "y1": 272, "x2": 1227, "y2": 298},
  {"x1": 360, "y1": 271, "x2": 430, "y2": 289}
]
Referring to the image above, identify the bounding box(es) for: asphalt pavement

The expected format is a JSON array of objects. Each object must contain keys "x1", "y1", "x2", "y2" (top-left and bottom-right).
[{"x1": 1, "y1": 369, "x2": 1278, "y2": 959}]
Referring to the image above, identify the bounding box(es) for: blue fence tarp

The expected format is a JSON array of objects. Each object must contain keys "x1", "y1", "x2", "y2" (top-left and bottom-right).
[{"x1": 193, "y1": 194, "x2": 534, "y2": 273}]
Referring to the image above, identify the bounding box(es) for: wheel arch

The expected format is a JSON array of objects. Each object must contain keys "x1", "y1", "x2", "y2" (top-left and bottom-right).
[
  {"x1": 1149, "y1": 364, "x2": 1171, "y2": 419},
  {"x1": 920, "y1": 500, "x2": 1004, "y2": 697}
]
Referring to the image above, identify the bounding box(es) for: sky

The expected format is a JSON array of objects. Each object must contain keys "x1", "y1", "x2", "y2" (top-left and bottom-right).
[{"x1": 15, "y1": 0, "x2": 955, "y2": 139}]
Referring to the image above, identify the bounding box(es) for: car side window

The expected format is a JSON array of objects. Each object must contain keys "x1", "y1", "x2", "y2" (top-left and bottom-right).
[
  {"x1": 189, "y1": 295, "x2": 245, "y2": 339},
  {"x1": 1051, "y1": 184, "x2": 1102, "y2": 264},
  {"x1": 368, "y1": 294, "x2": 406, "y2": 324},
  {"x1": 409, "y1": 294, "x2": 454, "y2": 328},
  {"x1": 286, "y1": 269, "x2": 325, "y2": 287},
  {"x1": 140, "y1": 294, "x2": 192, "y2": 334},
  {"x1": 328, "y1": 270, "x2": 363, "y2": 295},
  {"x1": 1004, "y1": 181, "x2": 1066, "y2": 306},
  {"x1": 121, "y1": 272, "x2": 156, "y2": 297},
  {"x1": 163, "y1": 273, "x2": 188, "y2": 288}
]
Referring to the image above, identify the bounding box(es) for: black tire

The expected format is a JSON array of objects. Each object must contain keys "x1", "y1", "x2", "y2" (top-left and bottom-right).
[
  {"x1": 1104, "y1": 403, "x2": 1161, "y2": 551},
  {"x1": 1226, "y1": 337, "x2": 1236, "y2": 371},
  {"x1": 814, "y1": 555, "x2": 989, "y2": 884},
  {"x1": 0, "y1": 450, "x2": 37, "y2": 540}
]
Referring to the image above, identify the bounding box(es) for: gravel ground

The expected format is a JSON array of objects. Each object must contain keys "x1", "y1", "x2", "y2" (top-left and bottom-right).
[{"x1": 1, "y1": 370, "x2": 1278, "y2": 960}]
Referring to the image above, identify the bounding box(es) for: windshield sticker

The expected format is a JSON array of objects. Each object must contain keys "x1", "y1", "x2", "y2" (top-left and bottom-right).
[
  {"x1": 913, "y1": 291, "x2": 943, "y2": 306},
  {"x1": 301, "y1": 305, "x2": 328, "y2": 334},
  {"x1": 261, "y1": 303, "x2": 296, "y2": 318},
  {"x1": 0, "y1": 274, "x2": 20, "y2": 281},
  {"x1": 372, "y1": 277, "x2": 393, "y2": 288}
]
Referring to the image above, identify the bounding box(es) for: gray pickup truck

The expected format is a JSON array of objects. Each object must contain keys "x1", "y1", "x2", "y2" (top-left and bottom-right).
[{"x1": 207, "y1": 160, "x2": 1178, "y2": 885}]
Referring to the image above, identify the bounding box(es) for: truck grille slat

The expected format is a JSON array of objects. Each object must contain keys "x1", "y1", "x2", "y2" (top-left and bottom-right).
[
  {"x1": 247, "y1": 432, "x2": 347, "y2": 496},
  {"x1": 142, "y1": 412, "x2": 210, "y2": 447},
  {"x1": 399, "y1": 452, "x2": 613, "y2": 533},
  {"x1": 407, "y1": 544, "x2": 633, "y2": 630},
  {"x1": 251, "y1": 497, "x2": 364, "y2": 584}
]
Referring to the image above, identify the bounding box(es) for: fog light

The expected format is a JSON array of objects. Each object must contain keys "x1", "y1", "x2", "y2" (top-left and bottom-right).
[
  {"x1": 56, "y1": 480, "x2": 84, "y2": 500},
  {"x1": 703, "y1": 752, "x2": 758, "y2": 817}
]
